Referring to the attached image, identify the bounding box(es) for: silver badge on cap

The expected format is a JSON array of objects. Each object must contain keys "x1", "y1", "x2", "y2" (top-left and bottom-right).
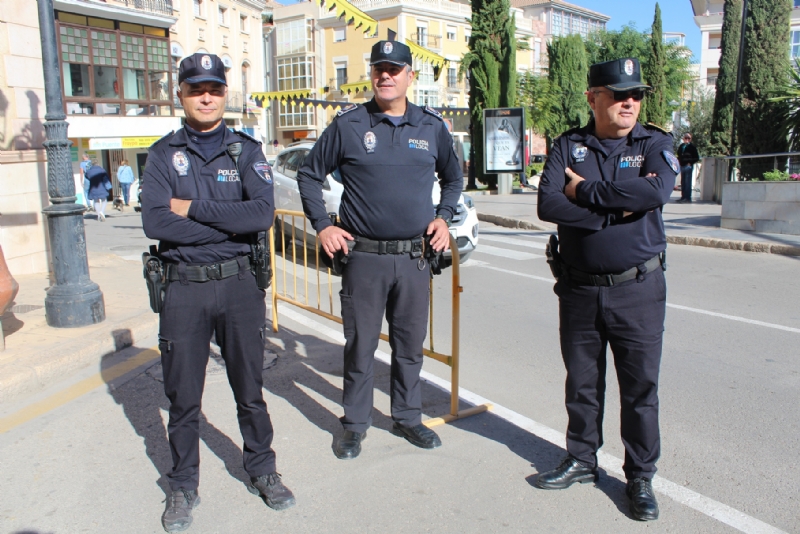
[
  {"x1": 571, "y1": 143, "x2": 588, "y2": 163},
  {"x1": 172, "y1": 151, "x2": 190, "y2": 176},
  {"x1": 201, "y1": 55, "x2": 213, "y2": 70},
  {"x1": 383, "y1": 42, "x2": 393, "y2": 55},
  {"x1": 363, "y1": 131, "x2": 377, "y2": 154},
  {"x1": 624, "y1": 59, "x2": 634, "y2": 76}
]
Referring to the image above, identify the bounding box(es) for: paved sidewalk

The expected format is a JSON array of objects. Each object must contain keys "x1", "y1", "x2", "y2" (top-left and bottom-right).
[{"x1": 470, "y1": 189, "x2": 800, "y2": 256}]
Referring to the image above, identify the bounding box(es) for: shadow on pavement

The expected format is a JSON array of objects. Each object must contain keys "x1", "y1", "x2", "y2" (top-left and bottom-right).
[{"x1": 100, "y1": 344, "x2": 251, "y2": 498}]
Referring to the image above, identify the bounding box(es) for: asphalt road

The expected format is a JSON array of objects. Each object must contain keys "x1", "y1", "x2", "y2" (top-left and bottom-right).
[{"x1": 0, "y1": 214, "x2": 797, "y2": 533}]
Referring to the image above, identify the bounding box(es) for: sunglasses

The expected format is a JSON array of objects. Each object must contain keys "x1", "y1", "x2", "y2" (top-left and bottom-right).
[{"x1": 594, "y1": 89, "x2": 646, "y2": 102}]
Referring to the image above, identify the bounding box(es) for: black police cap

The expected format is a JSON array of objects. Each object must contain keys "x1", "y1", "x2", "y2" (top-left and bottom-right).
[
  {"x1": 369, "y1": 40, "x2": 412, "y2": 66},
  {"x1": 589, "y1": 58, "x2": 650, "y2": 91},
  {"x1": 178, "y1": 53, "x2": 227, "y2": 86}
]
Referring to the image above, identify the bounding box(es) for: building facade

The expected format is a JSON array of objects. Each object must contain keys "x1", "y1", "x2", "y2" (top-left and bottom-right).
[{"x1": 691, "y1": 0, "x2": 800, "y2": 89}]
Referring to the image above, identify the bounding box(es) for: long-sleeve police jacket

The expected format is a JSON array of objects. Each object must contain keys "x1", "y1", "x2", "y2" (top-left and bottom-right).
[
  {"x1": 141, "y1": 127, "x2": 274, "y2": 264},
  {"x1": 538, "y1": 120, "x2": 677, "y2": 274},
  {"x1": 295, "y1": 99, "x2": 463, "y2": 241}
]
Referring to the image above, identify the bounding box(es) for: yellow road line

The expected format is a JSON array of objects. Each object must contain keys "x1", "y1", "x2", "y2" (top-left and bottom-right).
[{"x1": 0, "y1": 348, "x2": 160, "y2": 434}]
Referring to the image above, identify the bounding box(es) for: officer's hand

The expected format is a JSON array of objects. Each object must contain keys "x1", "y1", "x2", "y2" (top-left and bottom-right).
[
  {"x1": 170, "y1": 198, "x2": 192, "y2": 218},
  {"x1": 318, "y1": 225, "x2": 354, "y2": 258},
  {"x1": 564, "y1": 168, "x2": 585, "y2": 200},
  {"x1": 426, "y1": 218, "x2": 451, "y2": 252}
]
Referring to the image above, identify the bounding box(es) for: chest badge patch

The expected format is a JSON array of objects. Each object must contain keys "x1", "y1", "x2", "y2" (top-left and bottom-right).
[
  {"x1": 662, "y1": 151, "x2": 680, "y2": 174},
  {"x1": 363, "y1": 131, "x2": 377, "y2": 154},
  {"x1": 408, "y1": 138, "x2": 429, "y2": 151},
  {"x1": 216, "y1": 168, "x2": 240, "y2": 182},
  {"x1": 571, "y1": 143, "x2": 588, "y2": 163},
  {"x1": 253, "y1": 161, "x2": 273, "y2": 184},
  {"x1": 172, "y1": 151, "x2": 190, "y2": 177}
]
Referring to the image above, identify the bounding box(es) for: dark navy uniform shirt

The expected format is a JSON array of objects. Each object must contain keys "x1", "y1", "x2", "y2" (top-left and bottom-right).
[
  {"x1": 538, "y1": 121, "x2": 677, "y2": 274},
  {"x1": 141, "y1": 127, "x2": 274, "y2": 264},
  {"x1": 296, "y1": 99, "x2": 463, "y2": 240}
]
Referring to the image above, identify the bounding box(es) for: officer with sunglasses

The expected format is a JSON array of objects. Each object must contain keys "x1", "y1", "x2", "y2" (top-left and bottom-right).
[{"x1": 536, "y1": 58, "x2": 678, "y2": 522}]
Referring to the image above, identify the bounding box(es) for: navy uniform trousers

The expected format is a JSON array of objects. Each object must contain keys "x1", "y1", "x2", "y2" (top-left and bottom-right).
[
  {"x1": 159, "y1": 260, "x2": 275, "y2": 491},
  {"x1": 339, "y1": 250, "x2": 430, "y2": 433},
  {"x1": 555, "y1": 268, "x2": 666, "y2": 480}
]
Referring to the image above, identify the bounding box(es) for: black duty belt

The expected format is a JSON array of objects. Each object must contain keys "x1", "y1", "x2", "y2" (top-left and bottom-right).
[
  {"x1": 166, "y1": 257, "x2": 250, "y2": 282},
  {"x1": 566, "y1": 254, "x2": 663, "y2": 287},
  {"x1": 352, "y1": 236, "x2": 423, "y2": 255}
]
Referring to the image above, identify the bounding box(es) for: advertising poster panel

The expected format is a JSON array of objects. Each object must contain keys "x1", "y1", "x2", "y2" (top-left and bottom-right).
[{"x1": 483, "y1": 107, "x2": 525, "y2": 174}]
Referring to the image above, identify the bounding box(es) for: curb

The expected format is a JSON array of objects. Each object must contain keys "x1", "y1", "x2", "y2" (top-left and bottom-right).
[
  {"x1": 0, "y1": 310, "x2": 159, "y2": 405},
  {"x1": 478, "y1": 213, "x2": 800, "y2": 257}
]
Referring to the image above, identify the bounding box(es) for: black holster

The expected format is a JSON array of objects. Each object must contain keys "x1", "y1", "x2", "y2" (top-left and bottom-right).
[
  {"x1": 545, "y1": 234, "x2": 566, "y2": 281},
  {"x1": 250, "y1": 231, "x2": 272, "y2": 290},
  {"x1": 142, "y1": 245, "x2": 167, "y2": 313}
]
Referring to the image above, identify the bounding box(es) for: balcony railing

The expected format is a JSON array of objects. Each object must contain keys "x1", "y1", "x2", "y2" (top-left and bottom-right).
[
  {"x1": 225, "y1": 90, "x2": 245, "y2": 112},
  {"x1": 119, "y1": 0, "x2": 174, "y2": 16},
  {"x1": 410, "y1": 31, "x2": 442, "y2": 51}
]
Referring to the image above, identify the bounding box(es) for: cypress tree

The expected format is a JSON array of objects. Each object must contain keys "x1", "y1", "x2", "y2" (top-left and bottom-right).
[
  {"x1": 461, "y1": 0, "x2": 517, "y2": 188},
  {"x1": 737, "y1": 0, "x2": 791, "y2": 177},
  {"x1": 644, "y1": 3, "x2": 668, "y2": 127},
  {"x1": 546, "y1": 34, "x2": 589, "y2": 141},
  {"x1": 710, "y1": 0, "x2": 743, "y2": 155}
]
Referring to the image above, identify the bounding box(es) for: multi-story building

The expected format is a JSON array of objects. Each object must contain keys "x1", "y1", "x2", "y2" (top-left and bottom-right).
[
  {"x1": 510, "y1": 0, "x2": 608, "y2": 49},
  {"x1": 263, "y1": 0, "x2": 545, "y2": 143},
  {"x1": 691, "y1": 0, "x2": 800, "y2": 89}
]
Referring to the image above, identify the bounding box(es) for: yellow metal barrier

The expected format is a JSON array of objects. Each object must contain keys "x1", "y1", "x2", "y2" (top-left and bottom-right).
[{"x1": 269, "y1": 209, "x2": 491, "y2": 428}]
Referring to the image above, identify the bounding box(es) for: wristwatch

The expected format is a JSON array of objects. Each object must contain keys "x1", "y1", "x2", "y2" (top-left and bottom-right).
[{"x1": 435, "y1": 214, "x2": 452, "y2": 227}]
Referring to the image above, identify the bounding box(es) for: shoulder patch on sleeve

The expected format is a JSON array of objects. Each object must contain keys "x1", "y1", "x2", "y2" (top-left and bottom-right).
[
  {"x1": 234, "y1": 129, "x2": 261, "y2": 144},
  {"x1": 662, "y1": 151, "x2": 680, "y2": 175},
  {"x1": 336, "y1": 104, "x2": 359, "y2": 117},
  {"x1": 423, "y1": 106, "x2": 443, "y2": 121},
  {"x1": 253, "y1": 161, "x2": 273, "y2": 184}
]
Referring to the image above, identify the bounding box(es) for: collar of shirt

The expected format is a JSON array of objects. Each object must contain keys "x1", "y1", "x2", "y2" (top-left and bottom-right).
[
  {"x1": 366, "y1": 98, "x2": 421, "y2": 128},
  {"x1": 568, "y1": 120, "x2": 653, "y2": 157},
  {"x1": 168, "y1": 125, "x2": 241, "y2": 162}
]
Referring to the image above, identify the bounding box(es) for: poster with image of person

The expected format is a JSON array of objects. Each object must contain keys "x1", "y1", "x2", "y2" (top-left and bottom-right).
[{"x1": 483, "y1": 108, "x2": 525, "y2": 174}]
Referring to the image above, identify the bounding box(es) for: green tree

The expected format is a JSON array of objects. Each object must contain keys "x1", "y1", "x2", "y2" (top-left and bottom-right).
[
  {"x1": 769, "y1": 59, "x2": 800, "y2": 151},
  {"x1": 644, "y1": 3, "x2": 668, "y2": 127},
  {"x1": 546, "y1": 34, "x2": 589, "y2": 141},
  {"x1": 737, "y1": 0, "x2": 791, "y2": 178},
  {"x1": 584, "y1": 24, "x2": 692, "y2": 127},
  {"x1": 678, "y1": 88, "x2": 715, "y2": 157},
  {"x1": 517, "y1": 72, "x2": 559, "y2": 138},
  {"x1": 710, "y1": 0, "x2": 743, "y2": 155},
  {"x1": 460, "y1": 0, "x2": 517, "y2": 189}
]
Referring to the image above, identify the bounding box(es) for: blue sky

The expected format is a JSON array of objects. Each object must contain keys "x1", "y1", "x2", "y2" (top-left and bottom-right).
[{"x1": 561, "y1": 1, "x2": 702, "y2": 62}]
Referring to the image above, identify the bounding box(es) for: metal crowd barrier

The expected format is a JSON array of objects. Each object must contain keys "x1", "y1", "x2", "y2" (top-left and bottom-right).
[{"x1": 268, "y1": 209, "x2": 491, "y2": 428}]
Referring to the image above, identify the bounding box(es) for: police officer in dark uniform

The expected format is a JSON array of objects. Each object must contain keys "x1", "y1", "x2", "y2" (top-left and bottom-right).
[
  {"x1": 141, "y1": 52, "x2": 295, "y2": 532},
  {"x1": 296, "y1": 41, "x2": 462, "y2": 460},
  {"x1": 535, "y1": 58, "x2": 677, "y2": 522}
]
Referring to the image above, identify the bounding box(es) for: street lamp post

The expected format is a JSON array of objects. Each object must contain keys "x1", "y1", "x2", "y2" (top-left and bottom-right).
[{"x1": 37, "y1": 0, "x2": 105, "y2": 327}]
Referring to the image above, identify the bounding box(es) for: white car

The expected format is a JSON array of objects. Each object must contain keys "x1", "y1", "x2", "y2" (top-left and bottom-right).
[{"x1": 270, "y1": 141, "x2": 479, "y2": 264}]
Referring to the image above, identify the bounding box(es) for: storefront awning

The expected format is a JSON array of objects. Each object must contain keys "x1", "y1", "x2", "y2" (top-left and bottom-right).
[
  {"x1": 338, "y1": 80, "x2": 372, "y2": 94},
  {"x1": 316, "y1": 0, "x2": 378, "y2": 35}
]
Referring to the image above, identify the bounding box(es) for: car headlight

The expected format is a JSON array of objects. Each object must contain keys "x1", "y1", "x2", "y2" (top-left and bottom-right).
[{"x1": 462, "y1": 194, "x2": 474, "y2": 209}]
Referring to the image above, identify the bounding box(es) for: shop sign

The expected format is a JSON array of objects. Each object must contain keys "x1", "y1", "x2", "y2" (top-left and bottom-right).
[{"x1": 89, "y1": 137, "x2": 162, "y2": 150}]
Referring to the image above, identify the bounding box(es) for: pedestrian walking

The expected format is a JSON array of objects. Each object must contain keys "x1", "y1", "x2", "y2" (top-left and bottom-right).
[
  {"x1": 536, "y1": 57, "x2": 677, "y2": 522},
  {"x1": 677, "y1": 133, "x2": 699, "y2": 203},
  {"x1": 141, "y1": 52, "x2": 295, "y2": 533},
  {"x1": 116, "y1": 159, "x2": 135, "y2": 206},
  {"x1": 296, "y1": 40, "x2": 462, "y2": 460},
  {"x1": 80, "y1": 152, "x2": 92, "y2": 209},
  {"x1": 85, "y1": 160, "x2": 112, "y2": 221}
]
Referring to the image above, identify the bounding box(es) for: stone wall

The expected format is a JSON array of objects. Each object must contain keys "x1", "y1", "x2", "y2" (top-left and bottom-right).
[
  {"x1": 0, "y1": 0, "x2": 50, "y2": 275},
  {"x1": 721, "y1": 181, "x2": 800, "y2": 235}
]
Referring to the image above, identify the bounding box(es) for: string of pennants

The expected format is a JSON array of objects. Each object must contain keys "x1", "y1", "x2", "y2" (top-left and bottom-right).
[
  {"x1": 247, "y1": 94, "x2": 469, "y2": 116},
  {"x1": 315, "y1": 0, "x2": 378, "y2": 35}
]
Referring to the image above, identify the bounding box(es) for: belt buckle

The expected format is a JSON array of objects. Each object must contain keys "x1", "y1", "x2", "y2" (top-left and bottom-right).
[
  {"x1": 206, "y1": 264, "x2": 222, "y2": 280},
  {"x1": 604, "y1": 274, "x2": 614, "y2": 286},
  {"x1": 386, "y1": 241, "x2": 398, "y2": 254}
]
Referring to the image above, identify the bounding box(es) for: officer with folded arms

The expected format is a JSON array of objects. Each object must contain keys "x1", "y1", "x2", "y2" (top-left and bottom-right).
[
  {"x1": 141, "y1": 52, "x2": 294, "y2": 532},
  {"x1": 536, "y1": 58, "x2": 677, "y2": 521},
  {"x1": 296, "y1": 40, "x2": 462, "y2": 459}
]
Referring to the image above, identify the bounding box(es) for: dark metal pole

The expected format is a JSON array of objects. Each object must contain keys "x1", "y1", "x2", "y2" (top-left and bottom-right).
[
  {"x1": 37, "y1": 0, "x2": 105, "y2": 327},
  {"x1": 729, "y1": 0, "x2": 749, "y2": 159}
]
